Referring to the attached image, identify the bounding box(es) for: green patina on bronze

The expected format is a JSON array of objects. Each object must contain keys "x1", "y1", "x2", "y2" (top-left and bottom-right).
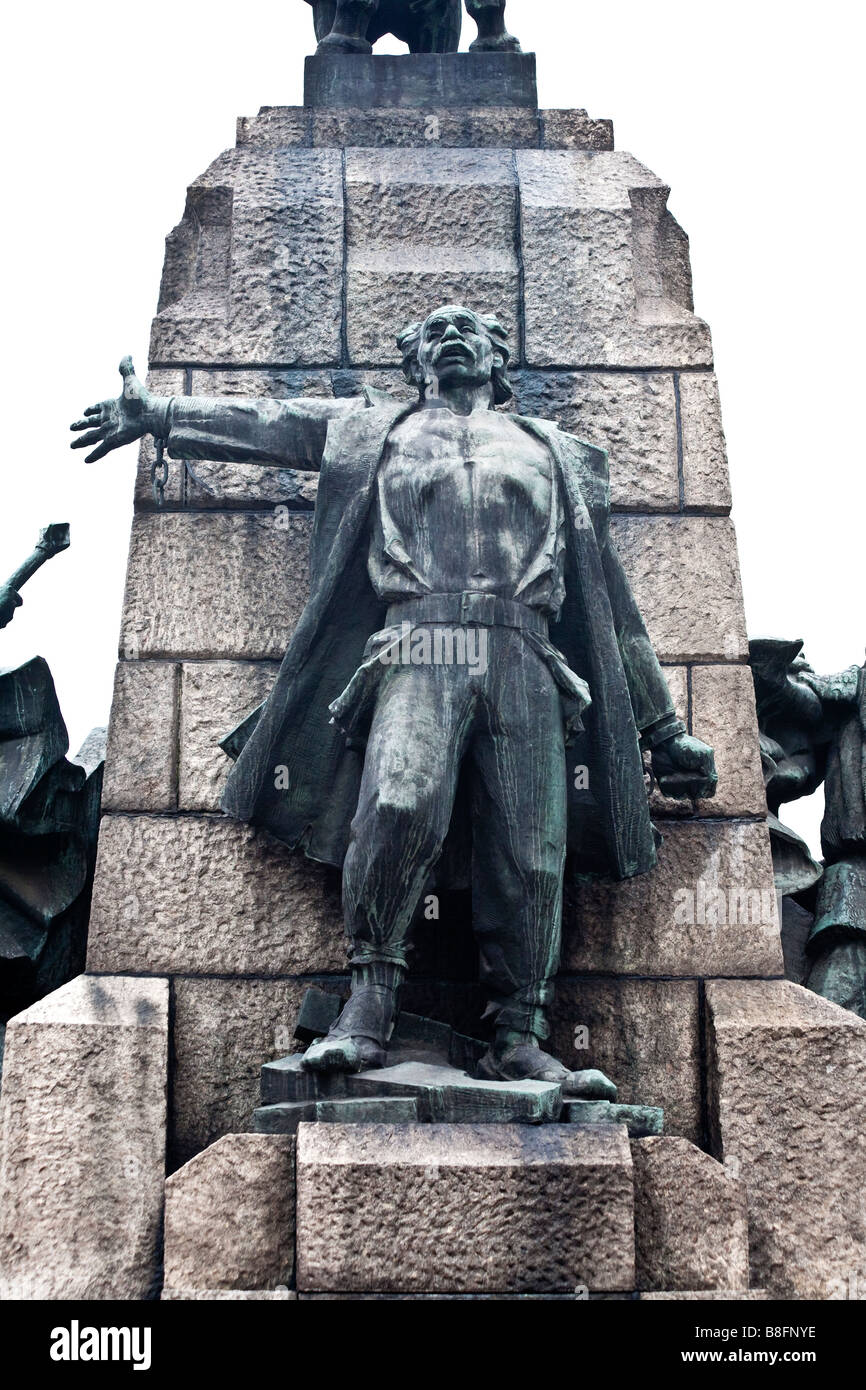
[
  {"x1": 71, "y1": 303, "x2": 716, "y2": 1091},
  {"x1": 751, "y1": 638, "x2": 866, "y2": 1018},
  {"x1": 303, "y1": 0, "x2": 520, "y2": 55},
  {"x1": 0, "y1": 527, "x2": 103, "y2": 1032}
]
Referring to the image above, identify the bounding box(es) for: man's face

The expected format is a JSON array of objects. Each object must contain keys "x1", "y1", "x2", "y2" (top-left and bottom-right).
[{"x1": 417, "y1": 306, "x2": 497, "y2": 392}]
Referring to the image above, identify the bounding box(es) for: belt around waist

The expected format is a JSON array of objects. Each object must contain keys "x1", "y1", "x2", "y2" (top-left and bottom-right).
[{"x1": 386, "y1": 592, "x2": 548, "y2": 635}]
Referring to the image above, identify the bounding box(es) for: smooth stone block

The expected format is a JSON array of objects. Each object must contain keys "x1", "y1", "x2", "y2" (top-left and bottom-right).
[
  {"x1": 632, "y1": 1136, "x2": 749, "y2": 1292},
  {"x1": 705, "y1": 980, "x2": 866, "y2": 1300},
  {"x1": 562, "y1": 819, "x2": 782, "y2": 977},
  {"x1": 101, "y1": 661, "x2": 180, "y2": 812},
  {"x1": 304, "y1": 51, "x2": 539, "y2": 110},
  {"x1": 0, "y1": 974, "x2": 168, "y2": 1299},
  {"x1": 610, "y1": 515, "x2": 747, "y2": 662},
  {"x1": 164, "y1": 1134, "x2": 295, "y2": 1291},
  {"x1": 87, "y1": 815, "x2": 344, "y2": 976},
  {"x1": 121, "y1": 512, "x2": 312, "y2": 660},
  {"x1": 296, "y1": 1123, "x2": 635, "y2": 1293},
  {"x1": 563, "y1": 1101, "x2": 664, "y2": 1138}
]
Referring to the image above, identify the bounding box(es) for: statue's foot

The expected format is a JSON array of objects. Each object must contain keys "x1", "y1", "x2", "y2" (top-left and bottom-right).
[
  {"x1": 300, "y1": 981, "x2": 395, "y2": 1073},
  {"x1": 317, "y1": 33, "x2": 374, "y2": 54},
  {"x1": 302, "y1": 1033, "x2": 386, "y2": 1073},
  {"x1": 476, "y1": 1041, "x2": 617, "y2": 1100},
  {"x1": 469, "y1": 34, "x2": 522, "y2": 52}
]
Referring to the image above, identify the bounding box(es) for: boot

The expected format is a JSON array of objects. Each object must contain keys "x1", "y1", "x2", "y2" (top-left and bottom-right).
[
  {"x1": 301, "y1": 962, "x2": 402, "y2": 1073},
  {"x1": 476, "y1": 1028, "x2": 617, "y2": 1098}
]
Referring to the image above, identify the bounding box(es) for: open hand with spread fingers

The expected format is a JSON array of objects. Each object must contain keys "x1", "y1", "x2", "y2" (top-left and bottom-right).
[{"x1": 70, "y1": 357, "x2": 162, "y2": 463}]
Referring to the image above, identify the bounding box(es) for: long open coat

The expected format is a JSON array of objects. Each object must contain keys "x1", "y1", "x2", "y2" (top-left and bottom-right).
[{"x1": 165, "y1": 387, "x2": 677, "y2": 881}]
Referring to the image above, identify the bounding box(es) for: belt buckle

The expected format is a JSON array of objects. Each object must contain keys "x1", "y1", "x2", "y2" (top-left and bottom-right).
[{"x1": 460, "y1": 591, "x2": 496, "y2": 626}]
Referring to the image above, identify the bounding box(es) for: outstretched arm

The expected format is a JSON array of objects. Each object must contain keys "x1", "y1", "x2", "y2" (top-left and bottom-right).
[{"x1": 70, "y1": 358, "x2": 352, "y2": 470}]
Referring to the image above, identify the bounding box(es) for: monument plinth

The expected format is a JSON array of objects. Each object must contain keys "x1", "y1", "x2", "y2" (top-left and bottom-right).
[
  {"x1": 304, "y1": 50, "x2": 538, "y2": 108},
  {"x1": 1, "y1": 40, "x2": 864, "y2": 1304}
]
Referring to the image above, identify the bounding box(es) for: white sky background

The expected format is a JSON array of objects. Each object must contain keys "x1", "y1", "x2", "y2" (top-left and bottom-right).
[{"x1": 1, "y1": 0, "x2": 863, "y2": 853}]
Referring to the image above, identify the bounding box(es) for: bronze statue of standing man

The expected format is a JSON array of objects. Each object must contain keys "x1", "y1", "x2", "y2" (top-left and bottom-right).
[{"x1": 72, "y1": 304, "x2": 716, "y2": 1093}]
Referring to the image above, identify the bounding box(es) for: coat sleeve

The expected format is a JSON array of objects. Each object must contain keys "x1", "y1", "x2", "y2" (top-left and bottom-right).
[
  {"x1": 161, "y1": 395, "x2": 357, "y2": 469},
  {"x1": 600, "y1": 536, "x2": 684, "y2": 743}
]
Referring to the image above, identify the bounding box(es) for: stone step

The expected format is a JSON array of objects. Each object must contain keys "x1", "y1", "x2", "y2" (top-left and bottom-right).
[
  {"x1": 296, "y1": 1122, "x2": 635, "y2": 1295},
  {"x1": 163, "y1": 1134, "x2": 295, "y2": 1295},
  {"x1": 632, "y1": 1136, "x2": 750, "y2": 1294}
]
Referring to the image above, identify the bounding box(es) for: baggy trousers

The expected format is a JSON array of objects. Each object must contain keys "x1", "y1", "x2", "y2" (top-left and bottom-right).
[{"x1": 342, "y1": 624, "x2": 567, "y2": 1038}]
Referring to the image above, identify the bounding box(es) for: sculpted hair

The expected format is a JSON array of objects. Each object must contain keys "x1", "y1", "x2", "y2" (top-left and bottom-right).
[{"x1": 397, "y1": 311, "x2": 514, "y2": 405}]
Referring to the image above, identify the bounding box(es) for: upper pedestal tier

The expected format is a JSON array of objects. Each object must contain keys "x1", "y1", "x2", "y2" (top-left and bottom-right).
[{"x1": 304, "y1": 50, "x2": 538, "y2": 109}]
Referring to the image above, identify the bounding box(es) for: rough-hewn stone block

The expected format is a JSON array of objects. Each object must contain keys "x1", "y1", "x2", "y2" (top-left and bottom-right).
[
  {"x1": 102, "y1": 661, "x2": 179, "y2": 812},
  {"x1": 679, "y1": 371, "x2": 731, "y2": 512},
  {"x1": 169, "y1": 976, "x2": 319, "y2": 1168},
  {"x1": 563, "y1": 819, "x2": 782, "y2": 977},
  {"x1": 163, "y1": 1287, "x2": 295, "y2": 1300},
  {"x1": 549, "y1": 979, "x2": 702, "y2": 1144},
  {"x1": 632, "y1": 1136, "x2": 749, "y2": 1291},
  {"x1": 641, "y1": 1290, "x2": 769, "y2": 1300},
  {"x1": 345, "y1": 148, "x2": 519, "y2": 362},
  {"x1": 236, "y1": 107, "x2": 311, "y2": 147},
  {"x1": 0, "y1": 974, "x2": 168, "y2": 1299},
  {"x1": 121, "y1": 512, "x2": 744, "y2": 666},
  {"x1": 120, "y1": 512, "x2": 312, "y2": 660},
  {"x1": 611, "y1": 516, "x2": 748, "y2": 661},
  {"x1": 518, "y1": 151, "x2": 712, "y2": 368},
  {"x1": 179, "y1": 661, "x2": 279, "y2": 811},
  {"x1": 87, "y1": 815, "x2": 344, "y2": 976},
  {"x1": 296, "y1": 1123, "x2": 635, "y2": 1293},
  {"x1": 541, "y1": 110, "x2": 614, "y2": 151},
  {"x1": 705, "y1": 980, "x2": 866, "y2": 1300},
  {"x1": 151, "y1": 151, "x2": 343, "y2": 365},
  {"x1": 238, "y1": 104, "x2": 597, "y2": 151},
  {"x1": 691, "y1": 664, "x2": 766, "y2": 817},
  {"x1": 315, "y1": 108, "x2": 545, "y2": 149},
  {"x1": 513, "y1": 370, "x2": 679, "y2": 510},
  {"x1": 164, "y1": 1134, "x2": 295, "y2": 1291}
]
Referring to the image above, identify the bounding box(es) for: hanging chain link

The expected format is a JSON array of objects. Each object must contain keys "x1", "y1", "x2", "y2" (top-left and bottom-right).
[{"x1": 151, "y1": 437, "x2": 170, "y2": 508}]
